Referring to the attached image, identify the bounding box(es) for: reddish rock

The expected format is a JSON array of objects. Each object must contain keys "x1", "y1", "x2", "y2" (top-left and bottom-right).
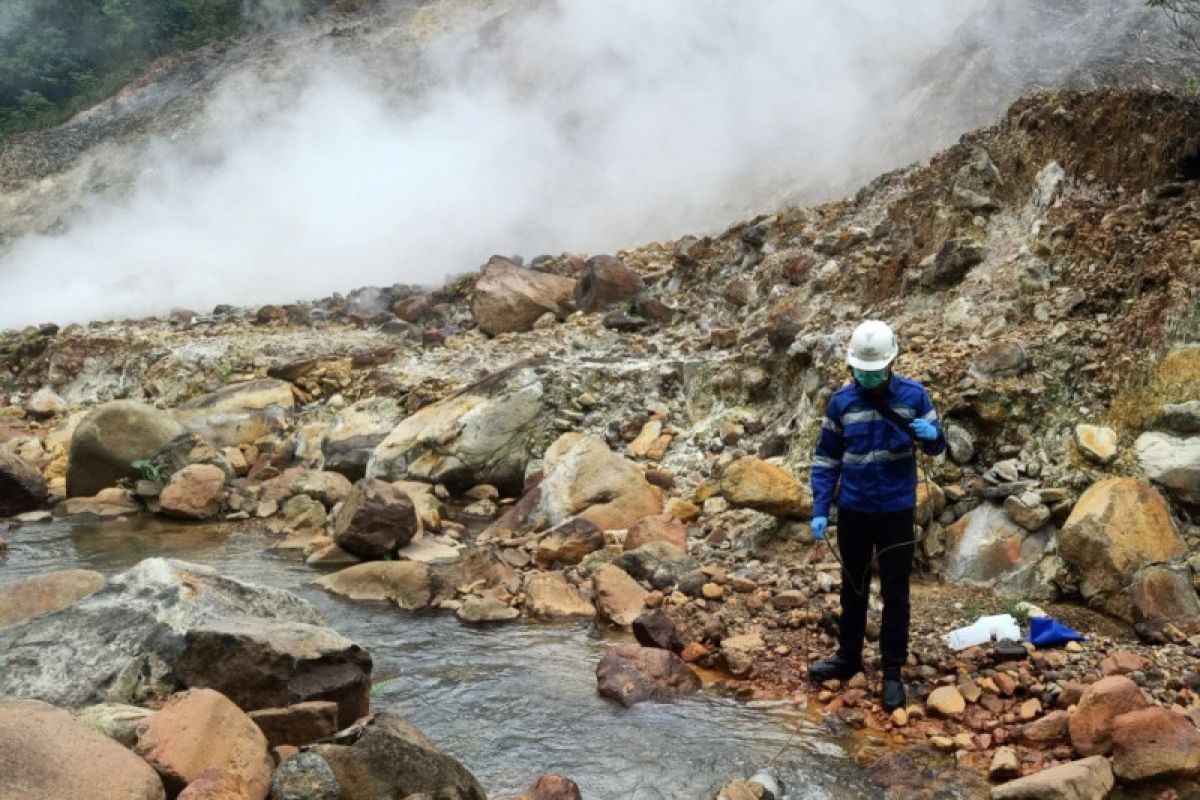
[
  {"x1": 0, "y1": 568, "x2": 105, "y2": 629},
  {"x1": 592, "y1": 564, "x2": 648, "y2": 626},
  {"x1": 623, "y1": 514, "x2": 687, "y2": 552},
  {"x1": 1130, "y1": 565, "x2": 1200, "y2": 638},
  {"x1": 248, "y1": 701, "x2": 340, "y2": 749},
  {"x1": 632, "y1": 609, "x2": 681, "y2": 652},
  {"x1": 574, "y1": 255, "x2": 645, "y2": 313},
  {"x1": 177, "y1": 768, "x2": 246, "y2": 800},
  {"x1": 1016, "y1": 710, "x2": 1070, "y2": 745},
  {"x1": 332, "y1": 477, "x2": 419, "y2": 559},
  {"x1": 1099, "y1": 651, "x2": 1151, "y2": 677},
  {"x1": 0, "y1": 698, "x2": 166, "y2": 800},
  {"x1": 1068, "y1": 675, "x2": 1149, "y2": 756},
  {"x1": 1110, "y1": 706, "x2": 1200, "y2": 781},
  {"x1": 134, "y1": 689, "x2": 272, "y2": 800},
  {"x1": 159, "y1": 464, "x2": 226, "y2": 520},
  {"x1": 470, "y1": 256, "x2": 576, "y2": 335},
  {"x1": 514, "y1": 774, "x2": 583, "y2": 800},
  {"x1": 989, "y1": 756, "x2": 1114, "y2": 800},
  {"x1": 595, "y1": 644, "x2": 701, "y2": 707}
]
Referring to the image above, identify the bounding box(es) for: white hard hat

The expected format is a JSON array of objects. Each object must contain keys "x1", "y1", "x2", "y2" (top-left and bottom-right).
[{"x1": 847, "y1": 320, "x2": 898, "y2": 370}]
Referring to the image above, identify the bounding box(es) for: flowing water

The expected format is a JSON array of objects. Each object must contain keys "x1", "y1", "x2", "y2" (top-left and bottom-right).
[{"x1": 0, "y1": 517, "x2": 883, "y2": 800}]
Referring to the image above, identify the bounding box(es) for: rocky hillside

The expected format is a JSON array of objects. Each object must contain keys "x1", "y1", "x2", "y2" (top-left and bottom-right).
[{"x1": 3, "y1": 87, "x2": 1200, "y2": 797}]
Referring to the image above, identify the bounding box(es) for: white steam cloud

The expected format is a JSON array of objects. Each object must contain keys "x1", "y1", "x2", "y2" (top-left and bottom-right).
[{"x1": 0, "y1": 0, "x2": 989, "y2": 327}]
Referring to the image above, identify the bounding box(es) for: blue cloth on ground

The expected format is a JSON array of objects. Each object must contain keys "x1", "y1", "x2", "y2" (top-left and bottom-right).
[{"x1": 1028, "y1": 616, "x2": 1086, "y2": 647}]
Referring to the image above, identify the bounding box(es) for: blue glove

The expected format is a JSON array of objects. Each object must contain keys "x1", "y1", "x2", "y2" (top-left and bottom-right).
[
  {"x1": 910, "y1": 418, "x2": 939, "y2": 442},
  {"x1": 811, "y1": 516, "x2": 828, "y2": 541}
]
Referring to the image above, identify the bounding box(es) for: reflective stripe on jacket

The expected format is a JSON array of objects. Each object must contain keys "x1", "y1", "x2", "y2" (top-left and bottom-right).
[{"x1": 811, "y1": 374, "x2": 945, "y2": 518}]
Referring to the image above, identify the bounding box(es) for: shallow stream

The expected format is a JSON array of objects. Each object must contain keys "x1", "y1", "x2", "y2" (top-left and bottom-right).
[{"x1": 1, "y1": 517, "x2": 882, "y2": 799}]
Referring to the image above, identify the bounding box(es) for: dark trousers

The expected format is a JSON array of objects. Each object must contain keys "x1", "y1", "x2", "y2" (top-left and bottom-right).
[{"x1": 835, "y1": 507, "x2": 915, "y2": 677}]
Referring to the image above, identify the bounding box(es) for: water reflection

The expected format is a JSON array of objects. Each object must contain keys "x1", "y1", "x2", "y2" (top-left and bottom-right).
[{"x1": 1, "y1": 518, "x2": 880, "y2": 799}]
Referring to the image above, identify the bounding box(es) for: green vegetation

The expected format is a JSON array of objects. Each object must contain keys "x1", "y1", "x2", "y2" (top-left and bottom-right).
[
  {"x1": 130, "y1": 458, "x2": 165, "y2": 484},
  {"x1": 0, "y1": 0, "x2": 330, "y2": 141}
]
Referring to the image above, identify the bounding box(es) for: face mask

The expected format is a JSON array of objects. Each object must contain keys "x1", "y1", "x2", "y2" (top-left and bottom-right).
[{"x1": 853, "y1": 368, "x2": 888, "y2": 389}]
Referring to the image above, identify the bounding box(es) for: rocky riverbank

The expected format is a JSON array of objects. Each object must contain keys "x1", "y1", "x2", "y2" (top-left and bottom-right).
[{"x1": 3, "y1": 88, "x2": 1200, "y2": 798}]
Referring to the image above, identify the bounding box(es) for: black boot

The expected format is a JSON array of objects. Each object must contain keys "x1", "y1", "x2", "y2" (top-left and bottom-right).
[
  {"x1": 808, "y1": 654, "x2": 862, "y2": 683},
  {"x1": 881, "y1": 677, "x2": 906, "y2": 712}
]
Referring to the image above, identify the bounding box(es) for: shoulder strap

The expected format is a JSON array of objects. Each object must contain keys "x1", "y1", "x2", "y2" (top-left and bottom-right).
[{"x1": 859, "y1": 390, "x2": 917, "y2": 448}]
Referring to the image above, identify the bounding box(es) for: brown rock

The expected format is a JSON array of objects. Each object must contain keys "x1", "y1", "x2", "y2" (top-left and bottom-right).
[
  {"x1": 55, "y1": 487, "x2": 140, "y2": 517},
  {"x1": 714, "y1": 457, "x2": 811, "y2": 518},
  {"x1": 1110, "y1": 705, "x2": 1200, "y2": 781},
  {"x1": 632, "y1": 609, "x2": 680, "y2": 651},
  {"x1": 595, "y1": 644, "x2": 700, "y2": 706},
  {"x1": 534, "y1": 518, "x2": 605, "y2": 567},
  {"x1": 332, "y1": 478, "x2": 420, "y2": 559},
  {"x1": 0, "y1": 568, "x2": 105, "y2": 629},
  {"x1": 663, "y1": 497, "x2": 701, "y2": 522},
  {"x1": 470, "y1": 257, "x2": 576, "y2": 335},
  {"x1": 0, "y1": 449, "x2": 48, "y2": 517},
  {"x1": 134, "y1": 689, "x2": 272, "y2": 800},
  {"x1": 593, "y1": 564, "x2": 648, "y2": 626},
  {"x1": 175, "y1": 619, "x2": 372, "y2": 729},
  {"x1": 260, "y1": 468, "x2": 353, "y2": 509},
  {"x1": 159, "y1": 464, "x2": 226, "y2": 520},
  {"x1": 989, "y1": 747, "x2": 1021, "y2": 782},
  {"x1": 928, "y1": 686, "x2": 966, "y2": 717},
  {"x1": 177, "y1": 768, "x2": 246, "y2": 800},
  {"x1": 720, "y1": 633, "x2": 766, "y2": 678},
  {"x1": 1099, "y1": 651, "x2": 1150, "y2": 677},
  {"x1": 989, "y1": 756, "x2": 1114, "y2": 800},
  {"x1": 1017, "y1": 710, "x2": 1070, "y2": 744},
  {"x1": 176, "y1": 379, "x2": 295, "y2": 449},
  {"x1": 1068, "y1": 675, "x2": 1149, "y2": 756},
  {"x1": 537, "y1": 434, "x2": 663, "y2": 531},
  {"x1": 623, "y1": 514, "x2": 687, "y2": 552},
  {"x1": 314, "y1": 561, "x2": 435, "y2": 610},
  {"x1": 0, "y1": 698, "x2": 166, "y2": 800},
  {"x1": 1059, "y1": 478, "x2": 1186, "y2": 620},
  {"x1": 248, "y1": 701, "x2": 340, "y2": 749},
  {"x1": 574, "y1": 255, "x2": 645, "y2": 312},
  {"x1": 1130, "y1": 565, "x2": 1200, "y2": 637},
  {"x1": 524, "y1": 572, "x2": 595, "y2": 619},
  {"x1": 513, "y1": 774, "x2": 583, "y2": 800}
]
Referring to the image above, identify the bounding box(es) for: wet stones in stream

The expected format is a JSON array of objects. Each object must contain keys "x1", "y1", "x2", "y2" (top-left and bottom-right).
[{"x1": 595, "y1": 644, "x2": 701, "y2": 707}]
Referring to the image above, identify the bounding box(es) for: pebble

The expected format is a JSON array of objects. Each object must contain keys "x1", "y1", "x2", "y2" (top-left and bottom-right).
[
  {"x1": 701, "y1": 583, "x2": 724, "y2": 600},
  {"x1": 928, "y1": 686, "x2": 966, "y2": 717}
]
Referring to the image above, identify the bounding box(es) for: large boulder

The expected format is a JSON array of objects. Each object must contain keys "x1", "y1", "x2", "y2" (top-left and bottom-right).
[
  {"x1": 535, "y1": 434, "x2": 663, "y2": 530},
  {"x1": 320, "y1": 398, "x2": 404, "y2": 481},
  {"x1": 574, "y1": 255, "x2": 645, "y2": 313},
  {"x1": 0, "y1": 449, "x2": 48, "y2": 516},
  {"x1": 134, "y1": 688, "x2": 272, "y2": 800},
  {"x1": 66, "y1": 401, "x2": 186, "y2": 497},
  {"x1": 989, "y1": 756, "x2": 1113, "y2": 800},
  {"x1": 623, "y1": 514, "x2": 687, "y2": 552},
  {"x1": 308, "y1": 714, "x2": 485, "y2": 800},
  {"x1": 368, "y1": 366, "x2": 544, "y2": 494},
  {"x1": 1130, "y1": 565, "x2": 1200, "y2": 639},
  {"x1": 1068, "y1": 675, "x2": 1149, "y2": 757},
  {"x1": 159, "y1": 464, "x2": 226, "y2": 520},
  {"x1": 313, "y1": 561, "x2": 436, "y2": 610},
  {"x1": 1110, "y1": 705, "x2": 1200, "y2": 782},
  {"x1": 595, "y1": 644, "x2": 701, "y2": 706},
  {"x1": 1135, "y1": 431, "x2": 1200, "y2": 508},
  {"x1": 0, "y1": 569, "x2": 105, "y2": 629},
  {"x1": 0, "y1": 558, "x2": 323, "y2": 708},
  {"x1": 1059, "y1": 478, "x2": 1186, "y2": 620},
  {"x1": 943, "y1": 503, "x2": 1052, "y2": 596},
  {"x1": 470, "y1": 256, "x2": 576, "y2": 335},
  {"x1": 712, "y1": 457, "x2": 811, "y2": 518},
  {"x1": 175, "y1": 617, "x2": 372, "y2": 728},
  {"x1": 175, "y1": 379, "x2": 295, "y2": 448},
  {"x1": 0, "y1": 699, "x2": 166, "y2": 800},
  {"x1": 332, "y1": 478, "x2": 420, "y2": 559}
]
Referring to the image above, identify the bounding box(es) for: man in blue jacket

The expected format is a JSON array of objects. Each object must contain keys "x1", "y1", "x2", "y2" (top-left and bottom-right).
[{"x1": 808, "y1": 320, "x2": 945, "y2": 711}]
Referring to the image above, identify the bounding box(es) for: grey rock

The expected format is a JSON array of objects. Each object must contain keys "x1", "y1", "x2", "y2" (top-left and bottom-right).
[
  {"x1": 0, "y1": 558, "x2": 322, "y2": 708},
  {"x1": 1135, "y1": 431, "x2": 1200, "y2": 508},
  {"x1": 0, "y1": 450, "x2": 48, "y2": 517},
  {"x1": 272, "y1": 752, "x2": 341, "y2": 800},
  {"x1": 66, "y1": 401, "x2": 186, "y2": 497},
  {"x1": 1158, "y1": 400, "x2": 1200, "y2": 434},
  {"x1": 320, "y1": 397, "x2": 404, "y2": 481},
  {"x1": 921, "y1": 237, "x2": 986, "y2": 287},
  {"x1": 945, "y1": 424, "x2": 975, "y2": 465}
]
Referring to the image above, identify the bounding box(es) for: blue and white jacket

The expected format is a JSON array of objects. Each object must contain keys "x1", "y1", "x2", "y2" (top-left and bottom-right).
[{"x1": 811, "y1": 375, "x2": 945, "y2": 518}]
